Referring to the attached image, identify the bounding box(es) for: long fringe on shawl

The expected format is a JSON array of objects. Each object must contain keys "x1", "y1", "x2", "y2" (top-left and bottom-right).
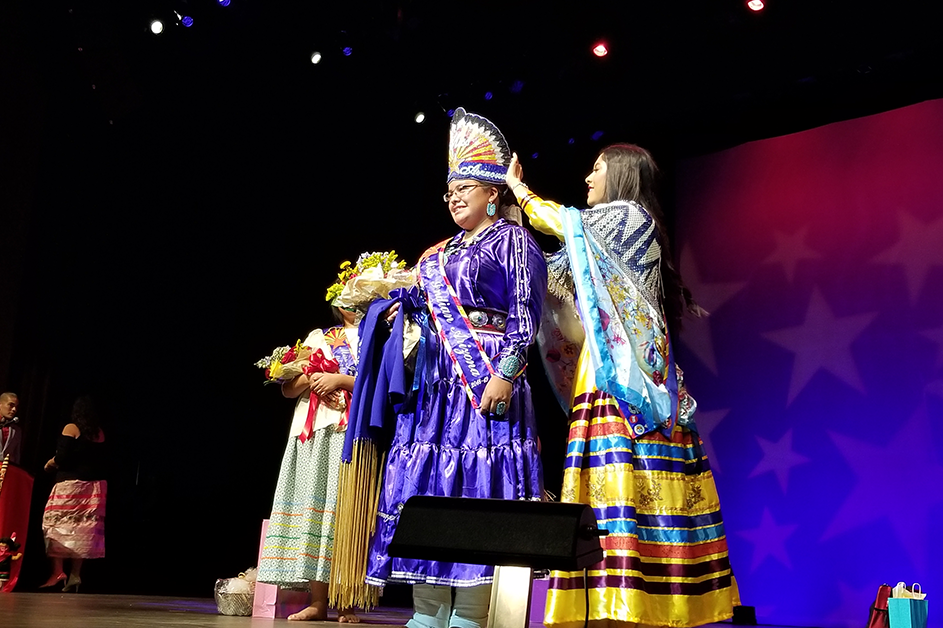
[{"x1": 328, "y1": 441, "x2": 384, "y2": 610}]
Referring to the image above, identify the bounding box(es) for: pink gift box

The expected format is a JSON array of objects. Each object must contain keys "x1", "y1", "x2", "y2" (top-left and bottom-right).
[{"x1": 252, "y1": 519, "x2": 312, "y2": 618}]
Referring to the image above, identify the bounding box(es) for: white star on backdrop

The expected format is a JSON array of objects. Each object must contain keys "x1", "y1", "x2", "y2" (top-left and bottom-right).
[
  {"x1": 762, "y1": 288, "x2": 877, "y2": 404},
  {"x1": 763, "y1": 228, "x2": 822, "y2": 283},
  {"x1": 872, "y1": 211, "x2": 943, "y2": 303},
  {"x1": 737, "y1": 507, "x2": 799, "y2": 571},
  {"x1": 823, "y1": 405, "x2": 943, "y2": 572},
  {"x1": 679, "y1": 247, "x2": 747, "y2": 375},
  {"x1": 748, "y1": 428, "x2": 811, "y2": 493}
]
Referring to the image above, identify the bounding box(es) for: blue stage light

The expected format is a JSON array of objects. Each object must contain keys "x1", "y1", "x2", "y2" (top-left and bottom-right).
[
  {"x1": 218, "y1": 0, "x2": 231, "y2": 6},
  {"x1": 181, "y1": 15, "x2": 193, "y2": 27},
  {"x1": 568, "y1": 138, "x2": 575, "y2": 145},
  {"x1": 531, "y1": 152, "x2": 539, "y2": 159},
  {"x1": 591, "y1": 131, "x2": 604, "y2": 141},
  {"x1": 510, "y1": 80, "x2": 524, "y2": 94},
  {"x1": 484, "y1": 91, "x2": 493, "y2": 100},
  {"x1": 447, "y1": 109, "x2": 455, "y2": 117},
  {"x1": 342, "y1": 46, "x2": 353, "y2": 56}
]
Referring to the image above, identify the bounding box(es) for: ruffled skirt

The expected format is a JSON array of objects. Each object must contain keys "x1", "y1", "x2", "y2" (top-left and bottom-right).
[
  {"x1": 366, "y1": 332, "x2": 544, "y2": 587},
  {"x1": 43, "y1": 479, "x2": 106, "y2": 559}
]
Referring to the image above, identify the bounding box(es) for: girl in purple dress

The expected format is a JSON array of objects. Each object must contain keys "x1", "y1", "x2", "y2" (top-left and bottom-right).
[{"x1": 365, "y1": 108, "x2": 547, "y2": 628}]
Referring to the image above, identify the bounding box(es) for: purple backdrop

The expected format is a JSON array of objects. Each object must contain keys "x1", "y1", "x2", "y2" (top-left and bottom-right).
[{"x1": 675, "y1": 99, "x2": 943, "y2": 628}]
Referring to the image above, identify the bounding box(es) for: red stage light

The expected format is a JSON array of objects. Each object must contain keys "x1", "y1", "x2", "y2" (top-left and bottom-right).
[
  {"x1": 747, "y1": 0, "x2": 765, "y2": 10},
  {"x1": 593, "y1": 43, "x2": 608, "y2": 57}
]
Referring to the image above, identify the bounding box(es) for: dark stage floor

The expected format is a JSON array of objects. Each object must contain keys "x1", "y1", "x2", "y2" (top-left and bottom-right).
[
  {"x1": 0, "y1": 594, "x2": 416, "y2": 627},
  {"x1": 0, "y1": 593, "x2": 743, "y2": 627}
]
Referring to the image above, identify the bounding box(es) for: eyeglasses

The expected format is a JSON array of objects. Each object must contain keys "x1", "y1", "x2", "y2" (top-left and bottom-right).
[{"x1": 443, "y1": 183, "x2": 488, "y2": 203}]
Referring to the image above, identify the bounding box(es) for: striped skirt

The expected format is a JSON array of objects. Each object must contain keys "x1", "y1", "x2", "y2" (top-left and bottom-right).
[
  {"x1": 258, "y1": 425, "x2": 345, "y2": 586},
  {"x1": 42, "y1": 479, "x2": 106, "y2": 559},
  {"x1": 544, "y1": 351, "x2": 739, "y2": 628}
]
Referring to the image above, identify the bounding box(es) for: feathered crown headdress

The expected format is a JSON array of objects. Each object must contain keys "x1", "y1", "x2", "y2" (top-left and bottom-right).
[{"x1": 447, "y1": 107, "x2": 511, "y2": 184}]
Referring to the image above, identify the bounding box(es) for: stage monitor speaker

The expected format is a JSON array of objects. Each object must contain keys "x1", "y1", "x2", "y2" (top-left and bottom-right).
[{"x1": 388, "y1": 496, "x2": 604, "y2": 571}]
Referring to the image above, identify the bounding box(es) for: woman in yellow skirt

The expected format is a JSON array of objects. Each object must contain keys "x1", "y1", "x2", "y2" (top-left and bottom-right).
[{"x1": 506, "y1": 146, "x2": 740, "y2": 628}]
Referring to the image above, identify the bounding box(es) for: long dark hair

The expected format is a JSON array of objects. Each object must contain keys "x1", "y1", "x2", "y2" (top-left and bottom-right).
[
  {"x1": 599, "y1": 143, "x2": 701, "y2": 332},
  {"x1": 71, "y1": 395, "x2": 102, "y2": 440}
]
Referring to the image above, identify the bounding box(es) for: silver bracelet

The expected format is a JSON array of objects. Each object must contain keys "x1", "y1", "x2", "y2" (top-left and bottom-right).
[{"x1": 512, "y1": 181, "x2": 529, "y2": 192}]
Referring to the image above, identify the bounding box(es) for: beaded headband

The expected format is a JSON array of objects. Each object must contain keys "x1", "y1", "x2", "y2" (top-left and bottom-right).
[{"x1": 447, "y1": 107, "x2": 510, "y2": 184}]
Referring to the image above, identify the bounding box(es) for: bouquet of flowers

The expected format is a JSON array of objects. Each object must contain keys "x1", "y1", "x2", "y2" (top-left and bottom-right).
[
  {"x1": 254, "y1": 339, "x2": 314, "y2": 385},
  {"x1": 326, "y1": 250, "x2": 415, "y2": 310}
]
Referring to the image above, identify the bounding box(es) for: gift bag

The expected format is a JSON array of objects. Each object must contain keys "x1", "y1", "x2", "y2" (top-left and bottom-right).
[
  {"x1": 888, "y1": 582, "x2": 928, "y2": 628},
  {"x1": 889, "y1": 598, "x2": 928, "y2": 628},
  {"x1": 867, "y1": 584, "x2": 892, "y2": 628},
  {"x1": 893, "y1": 583, "x2": 927, "y2": 601}
]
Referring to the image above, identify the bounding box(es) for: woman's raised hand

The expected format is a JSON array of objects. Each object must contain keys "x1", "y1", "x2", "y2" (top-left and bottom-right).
[{"x1": 506, "y1": 152, "x2": 524, "y2": 190}]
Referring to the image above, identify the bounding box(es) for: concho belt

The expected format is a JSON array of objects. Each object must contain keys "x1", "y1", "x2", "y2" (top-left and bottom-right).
[{"x1": 465, "y1": 307, "x2": 508, "y2": 335}]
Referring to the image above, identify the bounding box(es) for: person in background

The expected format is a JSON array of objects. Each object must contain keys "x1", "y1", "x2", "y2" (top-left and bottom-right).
[
  {"x1": 0, "y1": 393, "x2": 22, "y2": 466},
  {"x1": 361, "y1": 108, "x2": 547, "y2": 628},
  {"x1": 40, "y1": 395, "x2": 107, "y2": 593},
  {"x1": 256, "y1": 271, "x2": 368, "y2": 623},
  {"x1": 507, "y1": 145, "x2": 740, "y2": 628}
]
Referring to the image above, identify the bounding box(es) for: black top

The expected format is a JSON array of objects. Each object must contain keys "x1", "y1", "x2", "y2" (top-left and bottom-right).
[{"x1": 55, "y1": 434, "x2": 106, "y2": 482}]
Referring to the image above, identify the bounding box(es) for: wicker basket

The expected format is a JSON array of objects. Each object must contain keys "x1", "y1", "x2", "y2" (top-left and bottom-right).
[{"x1": 214, "y1": 578, "x2": 255, "y2": 616}]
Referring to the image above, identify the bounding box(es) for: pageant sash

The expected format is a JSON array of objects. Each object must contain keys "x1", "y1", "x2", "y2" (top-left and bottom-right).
[{"x1": 417, "y1": 248, "x2": 496, "y2": 409}]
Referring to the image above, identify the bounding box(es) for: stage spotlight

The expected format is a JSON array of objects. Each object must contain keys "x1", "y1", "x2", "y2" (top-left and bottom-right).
[
  {"x1": 447, "y1": 109, "x2": 455, "y2": 117},
  {"x1": 568, "y1": 138, "x2": 575, "y2": 145},
  {"x1": 182, "y1": 15, "x2": 193, "y2": 26},
  {"x1": 310, "y1": 51, "x2": 322, "y2": 64},
  {"x1": 484, "y1": 91, "x2": 493, "y2": 100},
  {"x1": 415, "y1": 112, "x2": 426, "y2": 124},
  {"x1": 593, "y1": 43, "x2": 608, "y2": 57},
  {"x1": 509, "y1": 80, "x2": 524, "y2": 94},
  {"x1": 747, "y1": 0, "x2": 764, "y2": 10},
  {"x1": 150, "y1": 19, "x2": 164, "y2": 34},
  {"x1": 531, "y1": 152, "x2": 539, "y2": 159},
  {"x1": 591, "y1": 131, "x2": 604, "y2": 141},
  {"x1": 342, "y1": 46, "x2": 353, "y2": 56},
  {"x1": 218, "y1": 0, "x2": 231, "y2": 5}
]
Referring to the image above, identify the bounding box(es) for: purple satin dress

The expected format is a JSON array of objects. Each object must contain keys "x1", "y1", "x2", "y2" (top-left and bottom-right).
[{"x1": 366, "y1": 219, "x2": 547, "y2": 587}]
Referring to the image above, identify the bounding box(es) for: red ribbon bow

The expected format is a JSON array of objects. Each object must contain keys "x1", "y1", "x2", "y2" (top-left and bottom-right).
[{"x1": 299, "y1": 348, "x2": 350, "y2": 442}]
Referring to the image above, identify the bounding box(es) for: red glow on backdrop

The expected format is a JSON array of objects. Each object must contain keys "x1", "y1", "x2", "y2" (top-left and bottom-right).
[
  {"x1": 675, "y1": 97, "x2": 943, "y2": 628},
  {"x1": 747, "y1": 0, "x2": 765, "y2": 11},
  {"x1": 592, "y1": 43, "x2": 608, "y2": 57}
]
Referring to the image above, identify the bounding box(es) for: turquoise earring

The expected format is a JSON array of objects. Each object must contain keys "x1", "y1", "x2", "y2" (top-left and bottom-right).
[{"x1": 486, "y1": 202, "x2": 497, "y2": 217}]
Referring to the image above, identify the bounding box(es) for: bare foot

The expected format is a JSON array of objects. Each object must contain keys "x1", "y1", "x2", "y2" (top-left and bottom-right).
[
  {"x1": 288, "y1": 603, "x2": 328, "y2": 621},
  {"x1": 337, "y1": 608, "x2": 360, "y2": 623}
]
